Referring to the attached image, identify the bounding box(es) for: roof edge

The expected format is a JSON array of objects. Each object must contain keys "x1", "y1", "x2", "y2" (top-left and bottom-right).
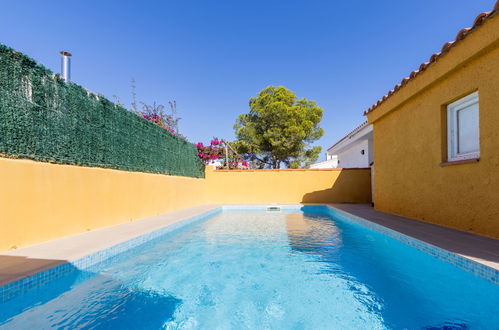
[
  {"x1": 327, "y1": 120, "x2": 369, "y2": 151},
  {"x1": 364, "y1": 2, "x2": 498, "y2": 116}
]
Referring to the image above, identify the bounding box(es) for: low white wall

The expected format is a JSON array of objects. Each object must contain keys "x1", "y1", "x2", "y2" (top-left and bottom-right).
[{"x1": 310, "y1": 157, "x2": 338, "y2": 169}]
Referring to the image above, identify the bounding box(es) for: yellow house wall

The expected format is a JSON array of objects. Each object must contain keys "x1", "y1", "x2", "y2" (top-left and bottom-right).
[
  {"x1": 369, "y1": 15, "x2": 499, "y2": 238},
  {"x1": 0, "y1": 157, "x2": 208, "y2": 251},
  {"x1": 206, "y1": 167, "x2": 371, "y2": 204}
]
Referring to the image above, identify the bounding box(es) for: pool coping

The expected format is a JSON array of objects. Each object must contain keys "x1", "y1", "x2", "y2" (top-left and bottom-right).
[{"x1": 1, "y1": 203, "x2": 498, "y2": 302}]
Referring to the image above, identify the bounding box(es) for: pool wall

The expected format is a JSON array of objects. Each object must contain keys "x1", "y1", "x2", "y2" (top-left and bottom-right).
[
  {"x1": 1, "y1": 205, "x2": 498, "y2": 304},
  {"x1": 0, "y1": 207, "x2": 222, "y2": 303}
]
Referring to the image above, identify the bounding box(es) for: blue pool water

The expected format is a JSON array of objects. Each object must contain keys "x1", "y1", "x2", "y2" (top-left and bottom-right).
[{"x1": 1, "y1": 207, "x2": 499, "y2": 329}]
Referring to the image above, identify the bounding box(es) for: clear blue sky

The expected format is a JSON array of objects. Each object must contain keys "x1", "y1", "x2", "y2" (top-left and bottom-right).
[{"x1": 0, "y1": 0, "x2": 494, "y2": 161}]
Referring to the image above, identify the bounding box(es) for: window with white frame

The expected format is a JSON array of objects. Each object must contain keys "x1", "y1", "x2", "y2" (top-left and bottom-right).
[{"x1": 447, "y1": 91, "x2": 479, "y2": 161}]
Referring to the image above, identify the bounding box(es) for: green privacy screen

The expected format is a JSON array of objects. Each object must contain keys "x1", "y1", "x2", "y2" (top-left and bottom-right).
[{"x1": 0, "y1": 44, "x2": 204, "y2": 178}]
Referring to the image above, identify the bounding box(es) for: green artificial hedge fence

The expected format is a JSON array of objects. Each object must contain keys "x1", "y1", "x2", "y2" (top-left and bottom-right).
[{"x1": 0, "y1": 44, "x2": 204, "y2": 178}]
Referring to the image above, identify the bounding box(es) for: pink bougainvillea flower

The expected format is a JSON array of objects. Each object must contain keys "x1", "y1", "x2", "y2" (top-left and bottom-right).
[{"x1": 196, "y1": 137, "x2": 247, "y2": 168}]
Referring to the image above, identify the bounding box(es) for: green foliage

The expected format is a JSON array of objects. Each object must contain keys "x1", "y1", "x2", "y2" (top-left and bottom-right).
[
  {"x1": 233, "y1": 86, "x2": 324, "y2": 168},
  {"x1": 0, "y1": 43, "x2": 204, "y2": 178}
]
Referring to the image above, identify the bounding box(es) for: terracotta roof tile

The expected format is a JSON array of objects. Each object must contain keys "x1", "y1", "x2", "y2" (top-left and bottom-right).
[{"x1": 364, "y1": 2, "x2": 498, "y2": 116}]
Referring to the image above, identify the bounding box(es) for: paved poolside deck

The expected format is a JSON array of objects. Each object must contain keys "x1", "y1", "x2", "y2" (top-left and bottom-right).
[{"x1": 1, "y1": 203, "x2": 498, "y2": 288}]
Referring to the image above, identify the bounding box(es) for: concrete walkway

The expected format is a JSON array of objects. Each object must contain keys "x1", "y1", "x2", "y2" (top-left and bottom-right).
[
  {"x1": 331, "y1": 204, "x2": 499, "y2": 272},
  {"x1": 0, "y1": 204, "x2": 220, "y2": 287}
]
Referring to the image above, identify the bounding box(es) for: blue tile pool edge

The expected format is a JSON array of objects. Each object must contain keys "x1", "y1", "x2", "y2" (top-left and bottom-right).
[
  {"x1": 1, "y1": 204, "x2": 497, "y2": 303},
  {"x1": 324, "y1": 205, "x2": 499, "y2": 286},
  {"x1": 0, "y1": 207, "x2": 223, "y2": 303}
]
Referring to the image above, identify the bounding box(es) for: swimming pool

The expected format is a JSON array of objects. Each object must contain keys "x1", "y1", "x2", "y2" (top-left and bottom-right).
[{"x1": 1, "y1": 206, "x2": 498, "y2": 329}]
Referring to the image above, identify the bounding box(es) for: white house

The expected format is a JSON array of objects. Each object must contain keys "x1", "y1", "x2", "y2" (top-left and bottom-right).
[{"x1": 311, "y1": 121, "x2": 373, "y2": 169}]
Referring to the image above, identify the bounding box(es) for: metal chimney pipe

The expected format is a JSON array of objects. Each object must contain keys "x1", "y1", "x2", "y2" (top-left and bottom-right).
[{"x1": 59, "y1": 51, "x2": 72, "y2": 82}]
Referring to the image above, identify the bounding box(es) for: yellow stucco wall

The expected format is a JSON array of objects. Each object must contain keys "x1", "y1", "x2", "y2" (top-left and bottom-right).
[
  {"x1": 368, "y1": 14, "x2": 499, "y2": 238},
  {"x1": 0, "y1": 157, "x2": 208, "y2": 251},
  {"x1": 0, "y1": 158, "x2": 371, "y2": 251},
  {"x1": 206, "y1": 167, "x2": 371, "y2": 204}
]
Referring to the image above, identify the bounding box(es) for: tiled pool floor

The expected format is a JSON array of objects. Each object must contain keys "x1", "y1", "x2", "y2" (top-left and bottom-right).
[{"x1": 1, "y1": 203, "x2": 498, "y2": 288}]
